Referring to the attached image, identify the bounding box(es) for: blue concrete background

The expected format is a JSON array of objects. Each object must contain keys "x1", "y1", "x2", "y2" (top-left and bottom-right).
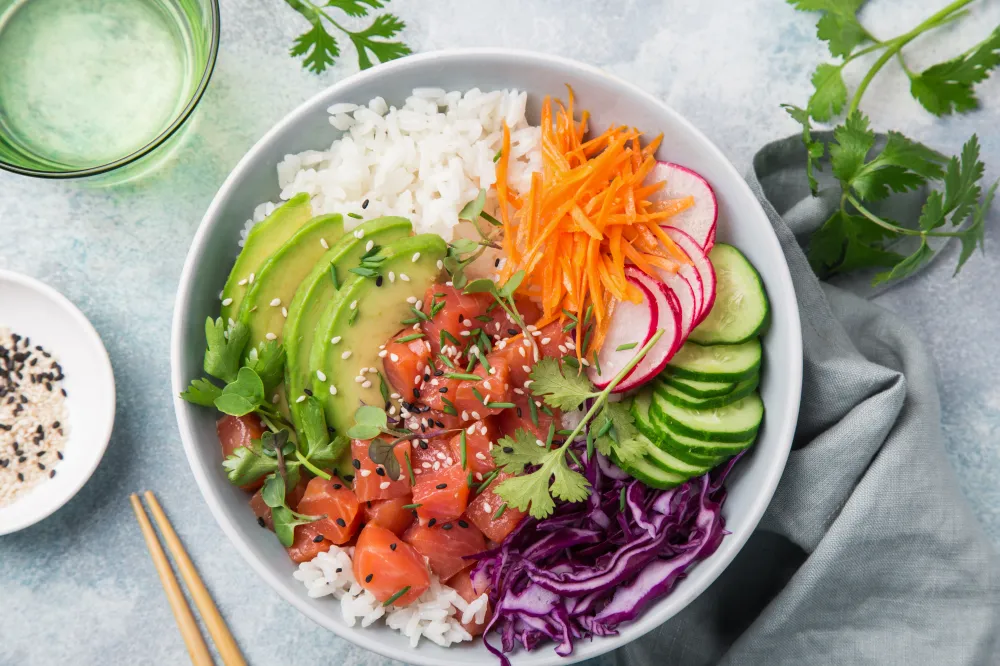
[{"x1": 1, "y1": 1, "x2": 998, "y2": 664}]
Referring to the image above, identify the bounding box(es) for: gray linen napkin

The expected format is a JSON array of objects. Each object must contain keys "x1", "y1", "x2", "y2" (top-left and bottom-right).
[{"x1": 604, "y1": 134, "x2": 1000, "y2": 666}]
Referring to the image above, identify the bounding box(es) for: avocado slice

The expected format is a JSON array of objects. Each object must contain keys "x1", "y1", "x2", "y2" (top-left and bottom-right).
[
  {"x1": 237, "y1": 214, "x2": 346, "y2": 349},
  {"x1": 220, "y1": 193, "x2": 312, "y2": 323},
  {"x1": 285, "y1": 216, "x2": 413, "y2": 433},
  {"x1": 308, "y1": 234, "x2": 448, "y2": 435}
]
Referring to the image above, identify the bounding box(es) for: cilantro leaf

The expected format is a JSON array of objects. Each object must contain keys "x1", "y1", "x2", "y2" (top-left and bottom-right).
[
  {"x1": 593, "y1": 402, "x2": 645, "y2": 465},
  {"x1": 179, "y1": 378, "x2": 222, "y2": 407},
  {"x1": 808, "y1": 63, "x2": 848, "y2": 122},
  {"x1": 956, "y1": 181, "x2": 998, "y2": 275},
  {"x1": 204, "y1": 317, "x2": 249, "y2": 383},
  {"x1": 222, "y1": 447, "x2": 279, "y2": 487},
  {"x1": 548, "y1": 455, "x2": 591, "y2": 504},
  {"x1": 286, "y1": 0, "x2": 341, "y2": 74},
  {"x1": 829, "y1": 111, "x2": 874, "y2": 183},
  {"x1": 245, "y1": 341, "x2": 286, "y2": 395},
  {"x1": 348, "y1": 14, "x2": 412, "y2": 71},
  {"x1": 495, "y1": 465, "x2": 556, "y2": 518},
  {"x1": 851, "y1": 131, "x2": 946, "y2": 201},
  {"x1": 910, "y1": 27, "x2": 1000, "y2": 116},
  {"x1": 458, "y1": 189, "x2": 487, "y2": 223},
  {"x1": 261, "y1": 474, "x2": 287, "y2": 509},
  {"x1": 873, "y1": 238, "x2": 934, "y2": 285},
  {"x1": 786, "y1": 0, "x2": 868, "y2": 58},
  {"x1": 272, "y1": 506, "x2": 319, "y2": 547},
  {"x1": 807, "y1": 209, "x2": 904, "y2": 278},
  {"x1": 943, "y1": 135, "x2": 986, "y2": 227},
  {"x1": 782, "y1": 104, "x2": 825, "y2": 195},
  {"x1": 214, "y1": 367, "x2": 265, "y2": 417},
  {"x1": 492, "y1": 428, "x2": 548, "y2": 475},
  {"x1": 326, "y1": 0, "x2": 384, "y2": 17},
  {"x1": 529, "y1": 358, "x2": 596, "y2": 411},
  {"x1": 310, "y1": 434, "x2": 352, "y2": 471}
]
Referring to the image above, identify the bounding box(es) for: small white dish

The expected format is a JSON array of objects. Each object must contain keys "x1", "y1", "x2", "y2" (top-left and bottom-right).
[{"x1": 0, "y1": 269, "x2": 116, "y2": 535}]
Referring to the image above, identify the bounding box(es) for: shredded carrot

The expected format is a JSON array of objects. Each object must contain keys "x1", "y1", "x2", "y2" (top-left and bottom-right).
[{"x1": 495, "y1": 91, "x2": 693, "y2": 356}]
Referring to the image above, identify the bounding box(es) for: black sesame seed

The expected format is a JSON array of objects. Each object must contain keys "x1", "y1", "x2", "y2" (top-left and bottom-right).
[
  {"x1": 434, "y1": 420, "x2": 445, "y2": 428},
  {"x1": 56, "y1": 452, "x2": 63, "y2": 460},
  {"x1": 52, "y1": 421, "x2": 60, "y2": 428},
  {"x1": 438, "y1": 387, "x2": 448, "y2": 393},
  {"x1": 503, "y1": 446, "x2": 514, "y2": 454},
  {"x1": 418, "y1": 440, "x2": 428, "y2": 449},
  {"x1": 507, "y1": 328, "x2": 518, "y2": 336},
  {"x1": 516, "y1": 407, "x2": 523, "y2": 418},
  {"x1": 37, "y1": 463, "x2": 45, "y2": 470},
  {"x1": 495, "y1": 258, "x2": 501, "y2": 267},
  {"x1": 435, "y1": 483, "x2": 448, "y2": 489},
  {"x1": 352, "y1": 458, "x2": 361, "y2": 469},
  {"x1": 313, "y1": 535, "x2": 324, "y2": 543},
  {"x1": 442, "y1": 523, "x2": 453, "y2": 530},
  {"x1": 423, "y1": 374, "x2": 430, "y2": 382},
  {"x1": 332, "y1": 483, "x2": 342, "y2": 490},
  {"x1": 376, "y1": 275, "x2": 383, "y2": 287},
  {"x1": 434, "y1": 369, "x2": 444, "y2": 376},
  {"x1": 335, "y1": 568, "x2": 343, "y2": 574},
  {"x1": 344, "y1": 474, "x2": 354, "y2": 483},
  {"x1": 336, "y1": 518, "x2": 347, "y2": 527},
  {"x1": 375, "y1": 467, "x2": 386, "y2": 476},
  {"x1": 257, "y1": 517, "x2": 266, "y2": 528},
  {"x1": 303, "y1": 388, "x2": 313, "y2": 396},
  {"x1": 458, "y1": 519, "x2": 469, "y2": 528},
  {"x1": 362, "y1": 199, "x2": 370, "y2": 209},
  {"x1": 17, "y1": 473, "x2": 23, "y2": 482},
  {"x1": 412, "y1": 388, "x2": 420, "y2": 398},
  {"x1": 428, "y1": 518, "x2": 437, "y2": 527},
  {"x1": 390, "y1": 543, "x2": 397, "y2": 551},
  {"x1": 365, "y1": 573, "x2": 374, "y2": 583}
]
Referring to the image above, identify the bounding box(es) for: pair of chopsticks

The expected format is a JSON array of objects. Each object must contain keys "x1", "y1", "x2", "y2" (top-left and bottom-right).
[{"x1": 130, "y1": 491, "x2": 246, "y2": 666}]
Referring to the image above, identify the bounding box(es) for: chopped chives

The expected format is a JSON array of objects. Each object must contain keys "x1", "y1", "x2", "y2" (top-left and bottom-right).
[
  {"x1": 586, "y1": 429, "x2": 595, "y2": 460},
  {"x1": 411, "y1": 306, "x2": 430, "y2": 321},
  {"x1": 567, "y1": 447, "x2": 582, "y2": 468},
  {"x1": 492, "y1": 503, "x2": 507, "y2": 520},
  {"x1": 476, "y1": 469, "x2": 499, "y2": 494},
  {"x1": 404, "y1": 452, "x2": 415, "y2": 485},
  {"x1": 615, "y1": 342, "x2": 638, "y2": 351},
  {"x1": 563, "y1": 355, "x2": 580, "y2": 369},
  {"x1": 460, "y1": 430, "x2": 468, "y2": 469},
  {"x1": 401, "y1": 317, "x2": 421, "y2": 325},
  {"x1": 475, "y1": 315, "x2": 492, "y2": 323},
  {"x1": 528, "y1": 397, "x2": 539, "y2": 427},
  {"x1": 437, "y1": 354, "x2": 455, "y2": 369},
  {"x1": 441, "y1": 330, "x2": 461, "y2": 346},
  {"x1": 349, "y1": 266, "x2": 378, "y2": 278},
  {"x1": 395, "y1": 333, "x2": 425, "y2": 343},
  {"x1": 481, "y1": 211, "x2": 501, "y2": 227},
  {"x1": 561, "y1": 308, "x2": 578, "y2": 322},
  {"x1": 493, "y1": 149, "x2": 502, "y2": 162},
  {"x1": 596, "y1": 418, "x2": 613, "y2": 438},
  {"x1": 545, "y1": 422, "x2": 555, "y2": 448},
  {"x1": 382, "y1": 586, "x2": 411, "y2": 606},
  {"x1": 329, "y1": 265, "x2": 340, "y2": 289},
  {"x1": 445, "y1": 372, "x2": 481, "y2": 381},
  {"x1": 486, "y1": 402, "x2": 516, "y2": 409},
  {"x1": 592, "y1": 350, "x2": 601, "y2": 376},
  {"x1": 562, "y1": 321, "x2": 576, "y2": 333},
  {"x1": 472, "y1": 387, "x2": 485, "y2": 403},
  {"x1": 476, "y1": 349, "x2": 492, "y2": 371},
  {"x1": 441, "y1": 397, "x2": 458, "y2": 416},
  {"x1": 348, "y1": 212, "x2": 363, "y2": 219},
  {"x1": 401, "y1": 503, "x2": 422, "y2": 509},
  {"x1": 619, "y1": 487, "x2": 627, "y2": 512},
  {"x1": 348, "y1": 307, "x2": 359, "y2": 326}
]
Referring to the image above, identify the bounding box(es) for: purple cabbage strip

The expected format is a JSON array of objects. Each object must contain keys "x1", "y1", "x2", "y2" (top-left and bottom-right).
[{"x1": 473, "y1": 451, "x2": 739, "y2": 665}]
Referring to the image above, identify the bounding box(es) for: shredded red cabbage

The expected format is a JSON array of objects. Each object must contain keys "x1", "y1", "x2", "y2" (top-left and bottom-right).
[{"x1": 472, "y1": 451, "x2": 741, "y2": 664}]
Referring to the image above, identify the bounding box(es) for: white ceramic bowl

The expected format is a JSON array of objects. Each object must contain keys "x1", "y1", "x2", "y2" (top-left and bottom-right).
[
  {"x1": 171, "y1": 49, "x2": 802, "y2": 665},
  {"x1": 0, "y1": 270, "x2": 116, "y2": 535}
]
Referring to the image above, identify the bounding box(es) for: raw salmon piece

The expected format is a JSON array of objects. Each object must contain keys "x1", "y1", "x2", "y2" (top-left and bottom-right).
[
  {"x1": 412, "y1": 463, "x2": 470, "y2": 525},
  {"x1": 351, "y1": 438, "x2": 412, "y2": 502},
  {"x1": 382, "y1": 330, "x2": 433, "y2": 396},
  {"x1": 448, "y1": 569, "x2": 493, "y2": 637},
  {"x1": 402, "y1": 519, "x2": 485, "y2": 581},
  {"x1": 420, "y1": 284, "x2": 493, "y2": 356},
  {"x1": 362, "y1": 495, "x2": 415, "y2": 536},
  {"x1": 216, "y1": 414, "x2": 267, "y2": 491},
  {"x1": 295, "y1": 476, "x2": 362, "y2": 544},
  {"x1": 353, "y1": 524, "x2": 429, "y2": 607},
  {"x1": 466, "y1": 471, "x2": 527, "y2": 543},
  {"x1": 448, "y1": 418, "x2": 499, "y2": 476}
]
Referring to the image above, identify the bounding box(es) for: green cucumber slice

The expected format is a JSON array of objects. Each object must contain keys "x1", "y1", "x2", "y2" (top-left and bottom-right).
[
  {"x1": 665, "y1": 339, "x2": 761, "y2": 382},
  {"x1": 610, "y1": 445, "x2": 688, "y2": 490},
  {"x1": 651, "y1": 390, "x2": 763, "y2": 442},
  {"x1": 690, "y1": 244, "x2": 770, "y2": 345},
  {"x1": 655, "y1": 376, "x2": 758, "y2": 410},
  {"x1": 630, "y1": 392, "x2": 726, "y2": 466},
  {"x1": 645, "y1": 444, "x2": 714, "y2": 477},
  {"x1": 659, "y1": 374, "x2": 741, "y2": 398}
]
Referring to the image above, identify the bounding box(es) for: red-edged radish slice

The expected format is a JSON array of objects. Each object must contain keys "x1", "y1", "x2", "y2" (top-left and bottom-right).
[
  {"x1": 613, "y1": 267, "x2": 683, "y2": 393},
  {"x1": 651, "y1": 161, "x2": 718, "y2": 252},
  {"x1": 664, "y1": 227, "x2": 717, "y2": 326},
  {"x1": 587, "y1": 276, "x2": 657, "y2": 389},
  {"x1": 657, "y1": 265, "x2": 698, "y2": 338}
]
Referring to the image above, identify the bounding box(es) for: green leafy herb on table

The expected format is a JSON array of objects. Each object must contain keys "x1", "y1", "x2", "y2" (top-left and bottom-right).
[
  {"x1": 283, "y1": 0, "x2": 411, "y2": 74},
  {"x1": 783, "y1": 0, "x2": 999, "y2": 283},
  {"x1": 492, "y1": 330, "x2": 665, "y2": 519}
]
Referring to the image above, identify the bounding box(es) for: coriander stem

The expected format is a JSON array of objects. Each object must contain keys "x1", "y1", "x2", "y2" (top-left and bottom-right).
[
  {"x1": 295, "y1": 451, "x2": 331, "y2": 480},
  {"x1": 847, "y1": 193, "x2": 974, "y2": 238}
]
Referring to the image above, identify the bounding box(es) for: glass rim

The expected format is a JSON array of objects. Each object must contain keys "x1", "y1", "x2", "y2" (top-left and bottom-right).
[{"x1": 0, "y1": 0, "x2": 221, "y2": 180}]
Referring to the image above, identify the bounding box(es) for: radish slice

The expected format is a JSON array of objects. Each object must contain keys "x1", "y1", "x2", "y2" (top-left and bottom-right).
[
  {"x1": 651, "y1": 161, "x2": 718, "y2": 251},
  {"x1": 613, "y1": 267, "x2": 682, "y2": 393},
  {"x1": 588, "y1": 276, "x2": 657, "y2": 389},
  {"x1": 664, "y1": 227, "x2": 717, "y2": 326},
  {"x1": 657, "y1": 266, "x2": 698, "y2": 338}
]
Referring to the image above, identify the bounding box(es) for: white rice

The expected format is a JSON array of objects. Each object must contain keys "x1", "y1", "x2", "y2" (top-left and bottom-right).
[
  {"x1": 294, "y1": 545, "x2": 489, "y2": 648},
  {"x1": 240, "y1": 88, "x2": 541, "y2": 246}
]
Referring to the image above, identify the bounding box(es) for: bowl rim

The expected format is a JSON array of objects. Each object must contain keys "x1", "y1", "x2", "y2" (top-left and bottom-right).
[
  {"x1": 171, "y1": 48, "x2": 802, "y2": 665},
  {"x1": 0, "y1": 268, "x2": 117, "y2": 535},
  {"x1": 0, "y1": 0, "x2": 221, "y2": 180}
]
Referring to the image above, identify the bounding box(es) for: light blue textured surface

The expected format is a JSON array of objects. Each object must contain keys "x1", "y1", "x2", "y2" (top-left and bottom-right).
[{"x1": 1, "y1": 1, "x2": 997, "y2": 665}]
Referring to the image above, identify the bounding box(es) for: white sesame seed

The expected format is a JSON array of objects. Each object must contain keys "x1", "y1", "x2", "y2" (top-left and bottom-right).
[
  {"x1": 390, "y1": 353, "x2": 399, "y2": 362},
  {"x1": 365, "y1": 240, "x2": 374, "y2": 252},
  {"x1": 532, "y1": 330, "x2": 542, "y2": 337},
  {"x1": 445, "y1": 281, "x2": 453, "y2": 287},
  {"x1": 433, "y1": 461, "x2": 441, "y2": 470},
  {"x1": 329, "y1": 385, "x2": 338, "y2": 395},
  {"x1": 355, "y1": 376, "x2": 365, "y2": 383},
  {"x1": 360, "y1": 469, "x2": 371, "y2": 477},
  {"x1": 248, "y1": 272, "x2": 255, "y2": 284},
  {"x1": 445, "y1": 457, "x2": 454, "y2": 465},
  {"x1": 362, "y1": 380, "x2": 372, "y2": 388},
  {"x1": 580, "y1": 358, "x2": 590, "y2": 367},
  {"x1": 541, "y1": 337, "x2": 551, "y2": 345},
  {"x1": 316, "y1": 370, "x2": 327, "y2": 381},
  {"x1": 437, "y1": 260, "x2": 443, "y2": 270},
  {"x1": 524, "y1": 380, "x2": 534, "y2": 388},
  {"x1": 489, "y1": 367, "x2": 496, "y2": 375},
  {"x1": 331, "y1": 336, "x2": 342, "y2": 344},
  {"x1": 379, "y1": 481, "x2": 391, "y2": 490},
  {"x1": 388, "y1": 405, "x2": 396, "y2": 415},
  {"x1": 237, "y1": 278, "x2": 248, "y2": 286},
  {"x1": 526, "y1": 325, "x2": 537, "y2": 332},
  {"x1": 412, "y1": 252, "x2": 421, "y2": 262},
  {"x1": 535, "y1": 400, "x2": 542, "y2": 407},
  {"x1": 536, "y1": 439, "x2": 545, "y2": 447},
  {"x1": 378, "y1": 349, "x2": 388, "y2": 358},
  {"x1": 483, "y1": 502, "x2": 492, "y2": 513},
  {"x1": 475, "y1": 452, "x2": 487, "y2": 461},
  {"x1": 413, "y1": 374, "x2": 420, "y2": 385},
  {"x1": 296, "y1": 395, "x2": 306, "y2": 403},
  {"x1": 415, "y1": 300, "x2": 423, "y2": 311},
  {"x1": 266, "y1": 332, "x2": 278, "y2": 341},
  {"x1": 272, "y1": 393, "x2": 280, "y2": 403},
  {"x1": 475, "y1": 472, "x2": 484, "y2": 481},
  {"x1": 400, "y1": 273, "x2": 410, "y2": 282},
  {"x1": 461, "y1": 411, "x2": 469, "y2": 421},
  {"x1": 350, "y1": 300, "x2": 357, "y2": 310},
  {"x1": 483, "y1": 380, "x2": 492, "y2": 391},
  {"x1": 282, "y1": 307, "x2": 288, "y2": 318},
  {"x1": 406, "y1": 296, "x2": 417, "y2": 304},
  {"x1": 558, "y1": 345, "x2": 567, "y2": 354},
  {"x1": 480, "y1": 426, "x2": 488, "y2": 436},
  {"x1": 463, "y1": 319, "x2": 473, "y2": 327},
  {"x1": 471, "y1": 411, "x2": 481, "y2": 420},
  {"x1": 389, "y1": 271, "x2": 395, "y2": 283},
  {"x1": 514, "y1": 388, "x2": 525, "y2": 395},
  {"x1": 354, "y1": 229, "x2": 364, "y2": 239},
  {"x1": 221, "y1": 297, "x2": 233, "y2": 306},
  {"x1": 522, "y1": 365, "x2": 532, "y2": 373},
  {"x1": 390, "y1": 393, "x2": 400, "y2": 399},
  {"x1": 518, "y1": 347, "x2": 526, "y2": 358},
  {"x1": 320, "y1": 238, "x2": 329, "y2": 249},
  {"x1": 270, "y1": 298, "x2": 281, "y2": 307},
  {"x1": 460, "y1": 331, "x2": 471, "y2": 337},
  {"x1": 341, "y1": 350, "x2": 352, "y2": 359},
  {"x1": 467, "y1": 424, "x2": 476, "y2": 434},
  {"x1": 566, "y1": 341, "x2": 576, "y2": 350},
  {"x1": 422, "y1": 462, "x2": 432, "y2": 469},
  {"x1": 436, "y1": 452, "x2": 446, "y2": 460}
]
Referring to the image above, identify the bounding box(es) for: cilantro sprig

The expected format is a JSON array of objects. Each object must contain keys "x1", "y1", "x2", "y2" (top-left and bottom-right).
[
  {"x1": 783, "y1": 0, "x2": 998, "y2": 283},
  {"x1": 283, "y1": 0, "x2": 411, "y2": 74},
  {"x1": 492, "y1": 330, "x2": 664, "y2": 519}
]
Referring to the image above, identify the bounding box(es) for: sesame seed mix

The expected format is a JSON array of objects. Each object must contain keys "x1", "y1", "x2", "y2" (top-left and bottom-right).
[{"x1": 0, "y1": 328, "x2": 69, "y2": 506}]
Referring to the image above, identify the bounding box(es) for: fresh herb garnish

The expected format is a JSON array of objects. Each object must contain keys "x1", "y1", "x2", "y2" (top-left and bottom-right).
[
  {"x1": 492, "y1": 330, "x2": 664, "y2": 519},
  {"x1": 382, "y1": 586, "x2": 411, "y2": 606},
  {"x1": 395, "y1": 332, "x2": 425, "y2": 343},
  {"x1": 615, "y1": 342, "x2": 638, "y2": 352},
  {"x1": 283, "y1": 0, "x2": 411, "y2": 74},
  {"x1": 347, "y1": 406, "x2": 457, "y2": 480},
  {"x1": 783, "y1": 0, "x2": 998, "y2": 283},
  {"x1": 459, "y1": 430, "x2": 468, "y2": 469}
]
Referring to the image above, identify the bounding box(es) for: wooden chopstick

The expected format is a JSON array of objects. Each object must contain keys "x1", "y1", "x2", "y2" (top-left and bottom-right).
[
  {"x1": 143, "y1": 491, "x2": 247, "y2": 666},
  {"x1": 129, "y1": 493, "x2": 214, "y2": 666}
]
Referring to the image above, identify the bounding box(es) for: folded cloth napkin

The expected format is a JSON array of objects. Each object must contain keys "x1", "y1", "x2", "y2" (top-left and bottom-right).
[{"x1": 605, "y1": 134, "x2": 1000, "y2": 666}]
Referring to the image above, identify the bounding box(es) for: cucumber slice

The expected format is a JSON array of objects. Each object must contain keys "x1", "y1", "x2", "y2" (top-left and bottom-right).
[
  {"x1": 631, "y1": 392, "x2": 727, "y2": 466},
  {"x1": 610, "y1": 444, "x2": 688, "y2": 490},
  {"x1": 659, "y1": 374, "x2": 742, "y2": 398},
  {"x1": 665, "y1": 339, "x2": 761, "y2": 382},
  {"x1": 656, "y1": 415, "x2": 752, "y2": 456},
  {"x1": 655, "y1": 376, "x2": 759, "y2": 410},
  {"x1": 646, "y1": 444, "x2": 714, "y2": 477},
  {"x1": 652, "y1": 390, "x2": 764, "y2": 442},
  {"x1": 690, "y1": 244, "x2": 770, "y2": 345}
]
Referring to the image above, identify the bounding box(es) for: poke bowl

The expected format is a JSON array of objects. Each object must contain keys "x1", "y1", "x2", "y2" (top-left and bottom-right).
[{"x1": 171, "y1": 49, "x2": 802, "y2": 666}]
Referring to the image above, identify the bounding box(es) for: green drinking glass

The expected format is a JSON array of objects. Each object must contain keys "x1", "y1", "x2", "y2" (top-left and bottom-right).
[{"x1": 0, "y1": 0, "x2": 219, "y2": 179}]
